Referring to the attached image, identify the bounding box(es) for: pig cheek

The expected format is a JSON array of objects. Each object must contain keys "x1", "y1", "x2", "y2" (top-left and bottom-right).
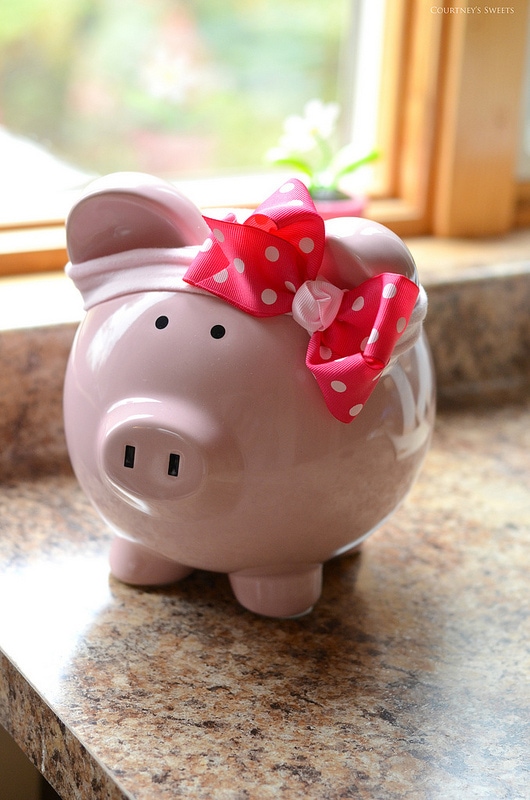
[
  {"x1": 64, "y1": 299, "x2": 247, "y2": 526},
  {"x1": 65, "y1": 295, "x2": 319, "y2": 525},
  {"x1": 151, "y1": 302, "x2": 316, "y2": 434}
]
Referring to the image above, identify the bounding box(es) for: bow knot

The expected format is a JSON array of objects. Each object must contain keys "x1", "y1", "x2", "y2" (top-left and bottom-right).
[
  {"x1": 184, "y1": 179, "x2": 421, "y2": 423},
  {"x1": 292, "y1": 280, "x2": 344, "y2": 335}
]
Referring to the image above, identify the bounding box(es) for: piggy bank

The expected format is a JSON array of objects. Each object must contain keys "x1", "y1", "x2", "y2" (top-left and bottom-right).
[{"x1": 64, "y1": 173, "x2": 435, "y2": 617}]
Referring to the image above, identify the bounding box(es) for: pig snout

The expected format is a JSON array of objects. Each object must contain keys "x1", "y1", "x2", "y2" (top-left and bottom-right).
[{"x1": 99, "y1": 400, "x2": 223, "y2": 502}]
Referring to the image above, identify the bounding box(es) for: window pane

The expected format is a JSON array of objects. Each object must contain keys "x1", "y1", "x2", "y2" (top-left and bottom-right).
[{"x1": 0, "y1": 0, "x2": 352, "y2": 183}]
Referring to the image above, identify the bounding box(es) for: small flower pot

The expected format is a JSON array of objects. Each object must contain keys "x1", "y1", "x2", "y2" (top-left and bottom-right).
[{"x1": 311, "y1": 189, "x2": 366, "y2": 220}]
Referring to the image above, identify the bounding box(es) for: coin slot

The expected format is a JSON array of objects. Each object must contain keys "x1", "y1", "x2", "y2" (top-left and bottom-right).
[
  {"x1": 124, "y1": 445, "x2": 136, "y2": 469},
  {"x1": 168, "y1": 453, "x2": 180, "y2": 477}
]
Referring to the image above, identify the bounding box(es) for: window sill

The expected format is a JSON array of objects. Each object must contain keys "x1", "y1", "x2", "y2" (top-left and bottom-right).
[{"x1": 2, "y1": 228, "x2": 530, "y2": 330}]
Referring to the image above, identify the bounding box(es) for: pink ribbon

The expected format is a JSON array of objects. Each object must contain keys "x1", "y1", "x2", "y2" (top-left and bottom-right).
[{"x1": 184, "y1": 179, "x2": 419, "y2": 423}]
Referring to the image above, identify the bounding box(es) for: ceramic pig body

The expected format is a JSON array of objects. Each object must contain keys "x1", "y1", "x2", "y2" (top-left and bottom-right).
[{"x1": 64, "y1": 173, "x2": 435, "y2": 617}]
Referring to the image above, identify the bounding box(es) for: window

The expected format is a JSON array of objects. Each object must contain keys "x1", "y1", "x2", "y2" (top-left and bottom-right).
[
  {"x1": 0, "y1": 0, "x2": 364, "y2": 274},
  {"x1": 1, "y1": 0, "x2": 530, "y2": 278},
  {"x1": 0, "y1": 0, "x2": 354, "y2": 195},
  {"x1": 10, "y1": 1, "x2": 358, "y2": 174}
]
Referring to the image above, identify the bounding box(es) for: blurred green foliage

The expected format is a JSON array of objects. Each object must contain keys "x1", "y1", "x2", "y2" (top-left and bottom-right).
[{"x1": 0, "y1": 0, "x2": 349, "y2": 178}]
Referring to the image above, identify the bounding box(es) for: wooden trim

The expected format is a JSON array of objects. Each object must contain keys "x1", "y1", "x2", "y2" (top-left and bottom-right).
[
  {"x1": 394, "y1": 0, "x2": 444, "y2": 232},
  {"x1": 370, "y1": 0, "x2": 408, "y2": 198},
  {"x1": 0, "y1": 227, "x2": 67, "y2": 276},
  {"x1": 430, "y1": 1, "x2": 529, "y2": 237},
  {"x1": 0, "y1": 196, "x2": 428, "y2": 277},
  {"x1": 514, "y1": 179, "x2": 530, "y2": 228},
  {"x1": 349, "y1": 0, "x2": 446, "y2": 236}
]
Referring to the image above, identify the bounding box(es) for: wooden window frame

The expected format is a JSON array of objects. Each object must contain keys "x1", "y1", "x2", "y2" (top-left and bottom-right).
[
  {"x1": 370, "y1": 0, "x2": 530, "y2": 238},
  {"x1": 1, "y1": 0, "x2": 529, "y2": 277}
]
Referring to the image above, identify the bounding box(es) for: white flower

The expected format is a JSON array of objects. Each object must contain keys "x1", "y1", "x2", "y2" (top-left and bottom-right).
[
  {"x1": 278, "y1": 99, "x2": 339, "y2": 153},
  {"x1": 265, "y1": 98, "x2": 377, "y2": 194},
  {"x1": 302, "y1": 99, "x2": 340, "y2": 139}
]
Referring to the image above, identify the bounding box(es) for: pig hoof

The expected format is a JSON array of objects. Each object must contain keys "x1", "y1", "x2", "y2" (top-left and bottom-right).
[
  {"x1": 229, "y1": 564, "x2": 322, "y2": 618},
  {"x1": 109, "y1": 536, "x2": 192, "y2": 586}
]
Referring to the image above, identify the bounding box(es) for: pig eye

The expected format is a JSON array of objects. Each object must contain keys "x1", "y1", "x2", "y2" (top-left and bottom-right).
[
  {"x1": 155, "y1": 315, "x2": 169, "y2": 330},
  {"x1": 210, "y1": 324, "x2": 226, "y2": 339}
]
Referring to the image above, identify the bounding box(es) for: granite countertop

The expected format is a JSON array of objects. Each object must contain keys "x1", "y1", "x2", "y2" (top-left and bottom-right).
[
  {"x1": 1, "y1": 244, "x2": 530, "y2": 799},
  {"x1": 0, "y1": 400, "x2": 529, "y2": 800}
]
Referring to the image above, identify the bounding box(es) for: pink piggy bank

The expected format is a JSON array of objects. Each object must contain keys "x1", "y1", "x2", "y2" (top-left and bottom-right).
[{"x1": 64, "y1": 173, "x2": 435, "y2": 617}]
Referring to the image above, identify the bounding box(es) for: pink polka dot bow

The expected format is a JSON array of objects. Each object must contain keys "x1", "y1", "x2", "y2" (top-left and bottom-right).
[{"x1": 184, "y1": 179, "x2": 419, "y2": 423}]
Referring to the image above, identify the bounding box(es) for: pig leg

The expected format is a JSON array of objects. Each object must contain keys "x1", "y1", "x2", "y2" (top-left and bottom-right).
[
  {"x1": 229, "y1": 564, "x2": 322, "y2": 618},
  {"x1": 109, "y1": 535, "x2": 193, "y2": 586}
]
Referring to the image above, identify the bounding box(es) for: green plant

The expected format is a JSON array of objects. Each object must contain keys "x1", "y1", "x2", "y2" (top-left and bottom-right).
[{"x1": 266, "y1": 98, "x2": 378, "y2": 199}]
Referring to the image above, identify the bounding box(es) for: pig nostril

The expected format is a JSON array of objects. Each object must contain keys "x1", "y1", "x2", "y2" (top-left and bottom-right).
[
  {"x1": 124, "y1": 445, "x2": 136, "y2": 469},
  {"x1": 168, "y1": 453, "x2": 180, "y2": 477}
]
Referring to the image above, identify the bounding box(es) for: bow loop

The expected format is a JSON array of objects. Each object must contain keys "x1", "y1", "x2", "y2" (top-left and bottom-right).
[
  {"x1": 307, "y1": 273, "x2": 420, "y2": 422},
  {"x1": 184, "y1": 180, "x2": 422, "y2": 423},
  {"x1": 184, "y1": 179, "x2": 325, "y2": 316}
]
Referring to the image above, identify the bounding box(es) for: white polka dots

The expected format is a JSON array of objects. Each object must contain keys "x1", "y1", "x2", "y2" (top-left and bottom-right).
[
  {"x1": 352, "y1": 296, "x2": 364, "y2": 312},
  {"x1": 299, "y1": 237, "x2": 315, "y2": 254},
  {"x1": 182, "y1": 172, "x2": 423, "y2": 427},
  {"x1": 261, "y1": 288, "x2": 278, "y2": 305},
  {"x1": 213, "y1": 269, "x2": 229, "y2": 283},
  {"x1": 265, "y1": 246, "x2": 280, "y2": 262},
  {"x1": 383, "y1": 283, "x2": 397, "y2": 299},
  {"x1": 349, "y1": 403, "x2": 363, "y2": 418}
]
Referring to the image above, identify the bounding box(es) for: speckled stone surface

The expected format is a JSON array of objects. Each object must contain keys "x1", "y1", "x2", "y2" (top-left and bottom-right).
[
  {"x1": 0, "y1": 323, "x2": 75, "y2": 479},
  {"x1": 424, "y1": 262, "x2": 530, "y2": 406},
  {"x1": 1, "y1": 402, "x2": 529, "y2": 800}
]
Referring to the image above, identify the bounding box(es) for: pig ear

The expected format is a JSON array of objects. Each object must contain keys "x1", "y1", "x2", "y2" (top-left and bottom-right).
[
  {"x1": 320, "y1": 217, "x2": 418, "y2": 288},
  {"x1": 66, "y1": 172, "x2": 211, "y2": 264}
]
